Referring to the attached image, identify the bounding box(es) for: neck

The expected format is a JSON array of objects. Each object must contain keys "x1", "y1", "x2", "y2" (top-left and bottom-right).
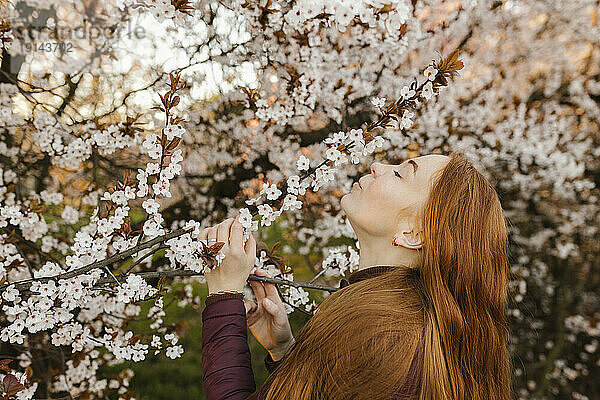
[{"x1": 356, "y1": 235, "x2": 417, "y2": 271}]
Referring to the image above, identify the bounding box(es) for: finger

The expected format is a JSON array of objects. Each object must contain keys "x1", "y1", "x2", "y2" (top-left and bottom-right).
[
  {"x1": 230, "y1": 219, "x2": 244, "y2": 255},
  {"x1": 217, "y1": 218, "x2": 235, "y2": 245},
  {"x1": 252, "y1": 269, "x2": 270, "y2": 277},
  {"x1": 254, "y1": 268, "x2": 282, "y2": 305},
  {"x1": 197, "y1": 227, "x2": 208, "y2": 242},
  {"x1": 207, "y1": 226, "x2": 218, "y2": 246},
  {"x1": 245, "y1": 300, "x2": 262, "y2": 326},
  {"x1": 249, "y1": 273, "x2": 267, "y2": 301},
  {"x1": 250, "y1": 281, "x2": 267, "y2": 301},
  {"x1": 261, "y1": 298, "x2": 279, "y2": 316},
  {"x1": 244, "y1": 299, "x2": 258, "y2": 315},
  {"x1": 244, "y1": 231, "x2": 256, "y2": 259}
]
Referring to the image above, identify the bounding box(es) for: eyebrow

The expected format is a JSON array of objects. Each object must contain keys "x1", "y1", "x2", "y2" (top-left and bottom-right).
[{"x1": 407, "y1": 159, "x2": 418, "y2": 176}]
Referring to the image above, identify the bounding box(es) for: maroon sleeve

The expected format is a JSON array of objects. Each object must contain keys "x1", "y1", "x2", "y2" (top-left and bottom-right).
[
  {"x1": 392, "y1": 332, "x2": 425, "y2": 399},
  {"x1": 205, "y1": 292, "x2": 246, "y2": 306},
  {"x1": 202, "y1": 296, "x2": 257, "y2": 400}
]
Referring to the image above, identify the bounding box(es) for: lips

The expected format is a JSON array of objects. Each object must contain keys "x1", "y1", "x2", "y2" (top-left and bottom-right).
[{"x1": 358, "y1": 177, "x2": 367, "y2": 189}]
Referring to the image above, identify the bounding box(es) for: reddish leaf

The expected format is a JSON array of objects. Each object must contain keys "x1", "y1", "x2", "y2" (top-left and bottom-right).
[
  {"x1": 3, "y1": 374, "x2": 25, "y2": 397},
  {"x1": 123, "y1": 217, "x2": 132, "y2": 235},
  {"x1": 24, "y1": 366, "x2": 33, "y2": 381},
  {"x1": 256, "y1": 240, "x2": 288, "y2": 273},
  {"x1": 174, "y1": 320, "x2": 190, "y2": 337},
  {"x1": 166, "y1": 137, "x2": 181, "y2": 152},
  {"x1": 128, "y1": 334, "x2": 141, "y2": 345},
  {"x1": 157, "y1": 276, "x2": 166, "y2": 292},
  {"x1": 198, "y1": 240, "x2": 226, "y2": 268},
  {"x1": 170, "y1": 116, "x2": 185, "y2": 125},
  {"x1": 0, "y1": 359, "x2": 12, "y2": 373}
]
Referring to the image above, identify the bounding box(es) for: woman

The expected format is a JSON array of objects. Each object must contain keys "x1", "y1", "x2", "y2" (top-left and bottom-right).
[{"x1": 199, "y1": 151, "x2": 513, "y2": 400}]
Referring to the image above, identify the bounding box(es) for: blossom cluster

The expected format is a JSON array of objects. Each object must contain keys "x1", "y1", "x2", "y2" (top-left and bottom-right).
[
  {"x1": 31, "y1": 112, "x2": 139, "y2": 170},
  {"x1": 284, "y1": 0, "x2": 413, "y2": 34}
]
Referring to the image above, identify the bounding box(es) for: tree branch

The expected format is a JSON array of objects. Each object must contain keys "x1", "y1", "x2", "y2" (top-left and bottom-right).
[
  {"x1": 95, "y1": 269, "x2": 340, "y2": 293},
  {"x1": 3, "y1": 225, "x2": 342, "y2": 294},
  {"x1": 0, "y1": 227, "x2": 195, "y2": 292}
]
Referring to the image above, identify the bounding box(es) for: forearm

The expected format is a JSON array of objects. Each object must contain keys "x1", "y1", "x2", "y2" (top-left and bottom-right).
[{"x1": 202, "y1": 297, "x2": 256, "y2": 400}]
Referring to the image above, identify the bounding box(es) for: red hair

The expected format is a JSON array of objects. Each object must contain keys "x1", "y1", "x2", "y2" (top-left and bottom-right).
[{"x1": 251, "y1": 151, "x2": 512, "y2": 399}]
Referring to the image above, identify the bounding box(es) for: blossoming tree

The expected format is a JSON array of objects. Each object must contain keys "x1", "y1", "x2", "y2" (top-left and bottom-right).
[{"x1": 0, "y1": 0, "x2": 598, "y2": 399}]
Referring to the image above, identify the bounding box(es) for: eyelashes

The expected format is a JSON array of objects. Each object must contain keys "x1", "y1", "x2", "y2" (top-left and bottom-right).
[{"x1": 394, "y1": 170, "x2": 403, "y2": 179}]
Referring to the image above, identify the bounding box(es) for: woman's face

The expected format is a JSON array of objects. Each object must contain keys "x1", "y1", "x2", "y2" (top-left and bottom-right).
[{"x1": 341, "y1": 154, "x2": 450, "y2": 244}]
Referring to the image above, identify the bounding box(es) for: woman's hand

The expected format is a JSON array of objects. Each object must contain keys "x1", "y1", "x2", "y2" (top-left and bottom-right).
[
  {"x1": 244, "y1": 269, "x2": 295, "y2": 362},
  {"x1": 198, "y1": 217, "x2": 257, "y2": 294}
]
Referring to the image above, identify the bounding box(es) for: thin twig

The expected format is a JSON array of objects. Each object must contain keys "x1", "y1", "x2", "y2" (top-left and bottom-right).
[
  {"x1": 104, "y1": 267, "x2": 121, "y2": 284},
  {"x1": 121, "y1": 245, "x2": 168, "y2": 276},
  {"x1": 308, "y1": 267, "x2": 329, "y2": 284}
]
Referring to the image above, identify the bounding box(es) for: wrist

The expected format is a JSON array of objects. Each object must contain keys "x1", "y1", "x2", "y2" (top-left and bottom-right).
[
  {"x1": 204, "y1": 291, "x2": 244, "y2": 306},
  {"x1": 208, "y1": 286, "x2": 245, "y2": 295},
  {"x1": 269, "y1": 337, "x2": 295, "y2": 362}
]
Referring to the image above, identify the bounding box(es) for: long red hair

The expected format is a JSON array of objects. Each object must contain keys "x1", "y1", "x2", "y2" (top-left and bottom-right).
[{"x1": 250, "y1": 151, "x2": 512, "y2": 399}]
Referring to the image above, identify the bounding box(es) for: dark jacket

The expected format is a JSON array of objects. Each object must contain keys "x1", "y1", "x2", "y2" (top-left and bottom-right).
[{"x1": 201, "y1": 265, "x2": 424, "y2": 399}]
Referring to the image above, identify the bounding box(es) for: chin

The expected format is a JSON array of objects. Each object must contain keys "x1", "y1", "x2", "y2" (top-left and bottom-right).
[
  {"x1": 340, "y1": 196, "x2": 350, "y2": 212},
  {"x1": 340, "y1": 198, "x2": 354, "y2": 217}
]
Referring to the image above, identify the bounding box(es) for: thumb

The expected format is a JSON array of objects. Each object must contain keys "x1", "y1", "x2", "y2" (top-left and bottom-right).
[{"x1": 244, "y1": 300, "x2": 258, "y2": 315}]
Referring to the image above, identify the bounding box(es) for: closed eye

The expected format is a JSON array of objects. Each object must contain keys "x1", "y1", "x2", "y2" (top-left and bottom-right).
[{"x1": 394, "y1": 170, "x2": 403, "y2": 179}]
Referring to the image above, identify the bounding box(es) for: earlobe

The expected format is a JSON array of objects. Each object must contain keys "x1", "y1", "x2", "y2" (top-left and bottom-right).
[{"x1": 392, "y1": 233, "x2": 402, "y2": 247}]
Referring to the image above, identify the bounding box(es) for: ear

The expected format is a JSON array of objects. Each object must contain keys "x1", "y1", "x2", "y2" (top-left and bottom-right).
[{"x1": 395, "y1": 230, "x2": 424, "y2": 250}]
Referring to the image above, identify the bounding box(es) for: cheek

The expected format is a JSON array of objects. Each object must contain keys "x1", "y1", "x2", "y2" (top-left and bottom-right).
[{"x1": 365, "y1": 180, "x2": 400, "y2": 208}]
